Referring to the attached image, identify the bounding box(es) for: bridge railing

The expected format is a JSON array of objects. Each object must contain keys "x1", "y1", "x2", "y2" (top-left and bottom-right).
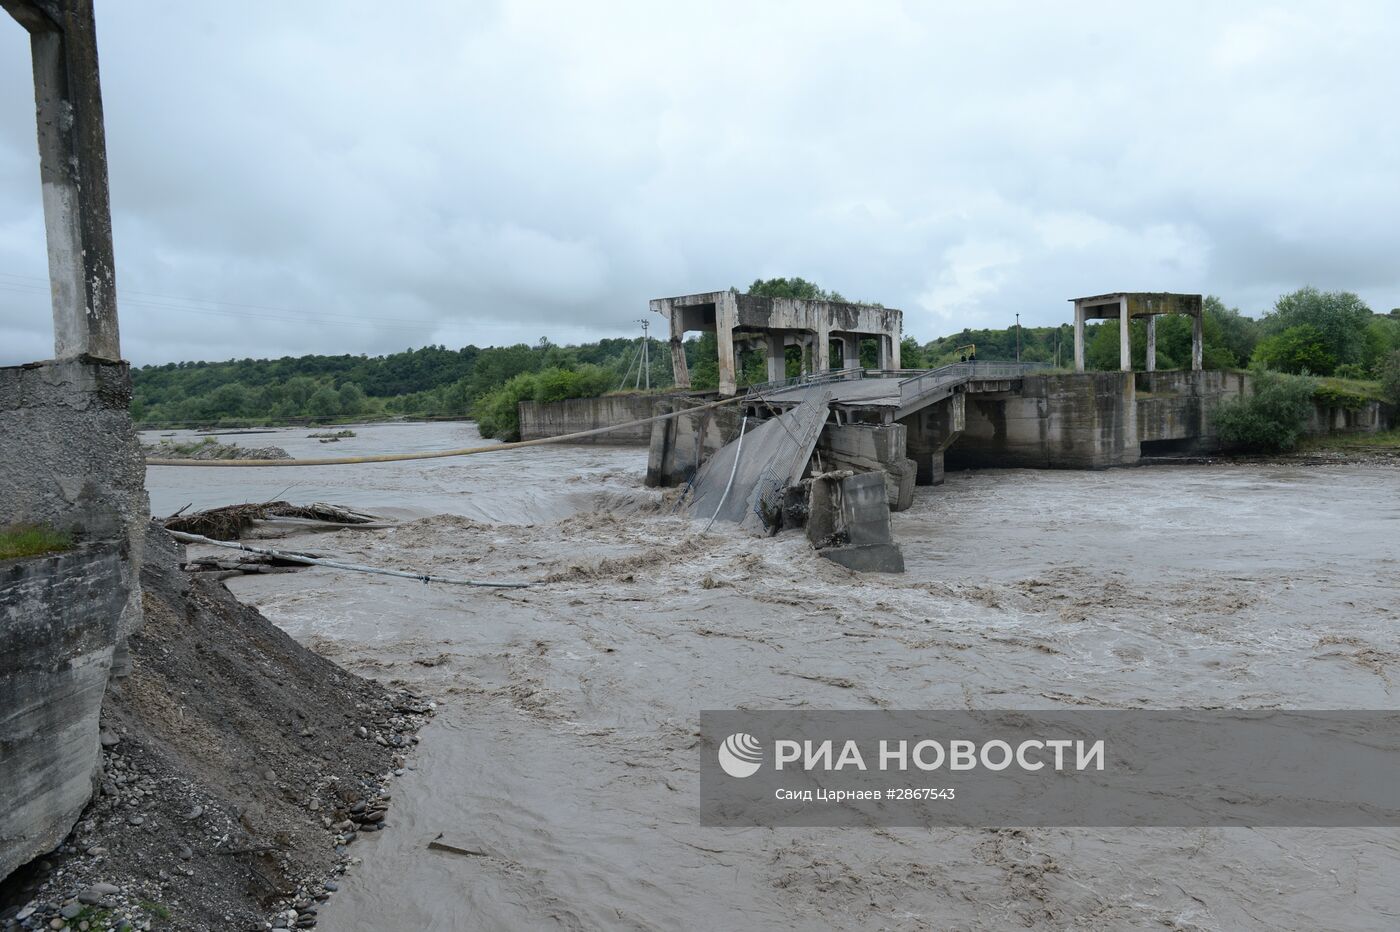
[
  {"x1": 744, "y1": 366, "x2": 864, "y2": 396},
  {"x1": 745, "y1": 360, "x2": 1051, "y2": 402},
  {"x1": 896, "y1": 361, "x2": 1050, "y2": 408}
]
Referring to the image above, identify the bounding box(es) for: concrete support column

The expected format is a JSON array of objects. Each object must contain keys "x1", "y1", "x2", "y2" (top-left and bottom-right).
[
  {"x1": 716, "y1": 292, "x2": 738, "y2": 396},
  {"x1": 766, "y1": 332, "x2": 785, "y2": 382},
  {"x1": 890, "y1": 330, "x2": 901, "y2": 369},
  {"x1": 1119, "y1": 295, "x2": 1131, "y2": 371},
  {"x1": 877, "y1": 334, "x2": 894, "y2": 370},
  {"x1": 1191, "y1": 312, "x2": 1203, "y2": 371},
  {"x1": 841, "y1": 333, "x2": 861, "y2": 370},
  {"x1": 815, "y1": 326, "x2": 830, "y2": 372},
  {"x1": 1145, "y1": 315, "x2": 1156, "y2": 372},
  {"x1": 663, "y1": 301, "x2": 691, "y2": 389},
  {"x1": 15, "y1": 1, "x2": 121, "y2": 361},
  {"x1": 1073, "y1": 304, "x2": 1086, "y2": 372}
]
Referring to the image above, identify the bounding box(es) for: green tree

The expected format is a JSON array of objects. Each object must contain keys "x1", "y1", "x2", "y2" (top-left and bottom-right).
[
  {"x1": 1253, "y1": 324, "x2": 1336, "y2": 375},
  {"x1": 306, "y1": 386, "x2": 342, "y2": 418},
  {"x1": 899, "y1": 337, "x2": 927, "y2": 369},
  {"x1": 337, "y1": 382, "x2": 367, "y2": 416},
  {"x1": 744, "y1": 277, "x2": 846, "y2": 301},
  {"x1": 1362, "y1": 316, "x2": 1400, "y2": 374},
  {"x1": 1380, "y1": 350, "x2": 1400, "y2": 405},
  {"x1": 1204, "y1": 296, "x2": 1258, "y2": 366},
  {"x1": 1257, "y1": 287, "x2": 1372, "y2": 369}
]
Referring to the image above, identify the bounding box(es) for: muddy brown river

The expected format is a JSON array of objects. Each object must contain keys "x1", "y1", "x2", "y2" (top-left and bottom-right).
[{"x1": 144, "y1": 423, "x2": 1400, "y2": 930}]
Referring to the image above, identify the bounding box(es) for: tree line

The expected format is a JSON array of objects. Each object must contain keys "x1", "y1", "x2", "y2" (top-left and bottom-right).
[{"x1": 132, "y1": 282, "x2": 1400, "y2": 440}]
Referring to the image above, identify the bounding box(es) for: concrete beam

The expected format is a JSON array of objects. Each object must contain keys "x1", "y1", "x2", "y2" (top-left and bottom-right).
[{"x1": 9, "y1": 0, "x2": 121, "y2": 361}]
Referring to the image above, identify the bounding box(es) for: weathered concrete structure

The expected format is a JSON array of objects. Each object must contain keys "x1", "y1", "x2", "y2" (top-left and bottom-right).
[
  {"x1": 0, "y1": 543, "x2": 126, "y2": 879},
  {"x1": 651, "y1": 290, "x2": 903, "y2": 397},
  {"x1": 1, "y1": 0, "x2": 146, "y2": 882},
  {"x1": 1071, "y1": 293, "x2": 1203, "y2": 373},
  {"x1": 519, "y1": 392, "x2": 687, "y2": 445},
  {"x1": 646, "y1": 396, "x2": 743, "y2": 487},
  {"x1": 806, "y1": 471, "x2": 905, "y2": 573},
  {"x1": 647, "y1": 285, "x2": 1392, "y2": 572}
]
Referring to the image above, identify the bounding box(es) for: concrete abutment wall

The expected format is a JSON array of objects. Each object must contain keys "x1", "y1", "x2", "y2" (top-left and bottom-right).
[
  {"x1": 519, "y1": 393, "x2": 684, "y2": 445},
  {"x1": 948, "y1": 372, "x2": 1139, "y2": 470},
  {"x1": 0, "y1": 358, "x2": 148, "y2": 881},
  {"x1": 0, "y1": 544, "x2": 127, "y2": 880}
]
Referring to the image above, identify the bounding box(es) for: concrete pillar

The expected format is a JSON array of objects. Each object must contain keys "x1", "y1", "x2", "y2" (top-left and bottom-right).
[
  {"x1": 1191, "y1": 311, "x2": 1204, "y2": 371},
  {"x1": 664, "y1": 301, "x2": 691, "y2": 389},
  {"x1": 815, "y1": 326, "x2": 830, "y2": 372},
  {"x1": 15, "y1": 1, "x2": 121, "y2": 361},
  {"x1": 877, "y1": 334, "x2": 894, "y2": 370},
  {"x1": 890, "y1": 330, "x2": 901, "y2": 369},
  {"x1": 1145, "y1": 315, "x2": 1156, "y2": 372},
  {"x1": 1119, "y1": 295, "x2": 1131, "y2": 372},
  {"x1": 841, "y1": 333, "x2": 860, "y2": 370},
  {"x1": 1073, "y1": 304, "x2": 1086, "y2": 372},
  {"x1": 766, "y1": 332, "x2": 785, "y2": 382},
  {"x1": 716, "y1": 291, "x2": 738, "y2": 396}
]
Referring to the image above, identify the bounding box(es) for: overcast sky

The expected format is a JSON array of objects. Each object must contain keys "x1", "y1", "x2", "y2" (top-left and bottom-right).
[{"x1": 2, "y1": 1, "x2": 1398, "y2": 365}]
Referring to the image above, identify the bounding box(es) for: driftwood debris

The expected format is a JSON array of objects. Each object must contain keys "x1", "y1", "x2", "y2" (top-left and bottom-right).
[
  {"x1": 427, "y1": 833, "x2": 490, "y2": 857},
  {"x1": 164, "y1": 501, "x2": 384, "y2": 541},
  {"x1": 183, "y1": 552, "x2": 316, "y2": 579}
]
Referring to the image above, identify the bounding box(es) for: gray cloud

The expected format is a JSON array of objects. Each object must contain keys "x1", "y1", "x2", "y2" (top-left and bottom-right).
[{"x1": 2, "y1": 0, "x2": 1398, "y2": 365}]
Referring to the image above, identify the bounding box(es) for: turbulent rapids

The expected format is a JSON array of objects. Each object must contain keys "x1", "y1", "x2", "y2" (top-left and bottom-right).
[{"x1": 140, "y1": 420, "x2": 1400, "y2": 931}]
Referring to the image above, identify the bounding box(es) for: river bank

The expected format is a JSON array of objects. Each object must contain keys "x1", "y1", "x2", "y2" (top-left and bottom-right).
[{"x1": 141, "y1": 422, "x2": 1400, "y2": 930}]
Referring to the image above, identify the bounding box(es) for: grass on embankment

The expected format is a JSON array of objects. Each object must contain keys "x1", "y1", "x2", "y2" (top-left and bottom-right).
[
  {"x1": 1296, "y1": 429, "x2": 1400, "y2": 453},
  {"x1": 0, "y1": 524, "x2": 73, "y2": 560}
]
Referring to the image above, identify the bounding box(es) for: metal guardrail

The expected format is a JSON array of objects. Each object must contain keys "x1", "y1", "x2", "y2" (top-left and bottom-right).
[
  {"x1": 744, "y1": 366, "x2": 864, "y2": 396},
  {"x1": 897, "y1": 361, "x2": 1050, "y2": 409},
  {"x1": 745, "y1": 361, "x2": 1050, "y2": 405}
]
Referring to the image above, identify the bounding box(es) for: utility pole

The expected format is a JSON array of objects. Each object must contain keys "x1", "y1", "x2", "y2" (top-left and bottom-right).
[
  {"x1": 1015, "y1": 313, "x2": 1022, "y2": 362},
  {"x1": 635, "y1": 318, "x2": 651, "y2": 391}
]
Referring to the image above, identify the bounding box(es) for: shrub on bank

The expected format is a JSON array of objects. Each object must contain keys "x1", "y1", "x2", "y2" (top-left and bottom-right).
[
  {"x1": 473, "y1": 364, "x2": 616, "y2": 441},
  {"x1": 1213, "y1": 372, "x2": 1316, "y2": 452},
  {"x1": 1312, "y1": 382, "x2": 1372, "y2": 411}
]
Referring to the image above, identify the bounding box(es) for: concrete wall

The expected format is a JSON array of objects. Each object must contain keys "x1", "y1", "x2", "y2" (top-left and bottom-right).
[
  {"x1": 1137, "y1": 369, "x2": 1392, "y2": 449},
  {"x1": 646, "y1": 399, "x2": 743, "y2": 487},
  {"x1": 519, "y1": 393, "x2": 672, "y2": 445},
  {"x1": 0, "y1": 543, "x2": 127, "y2": 880},
  {"x1": 0, "y1": 358, "x2": 148, "y2": 666},
  {"x1": 948, "y1": 372, "x2": 1139, "y2": 469},
  {"x1": 815, "y1": 424, "x2": 916, "y2": 511},
  {"x1": 1306, "y1": 399, "x2": 1392, "y2": 435},
  {"x1": 0, "y1": 359, "x2": 146, "y2": 881},
  {"x1": 1135, "y1": 370, "x2": 1250, "y2": 451}
]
